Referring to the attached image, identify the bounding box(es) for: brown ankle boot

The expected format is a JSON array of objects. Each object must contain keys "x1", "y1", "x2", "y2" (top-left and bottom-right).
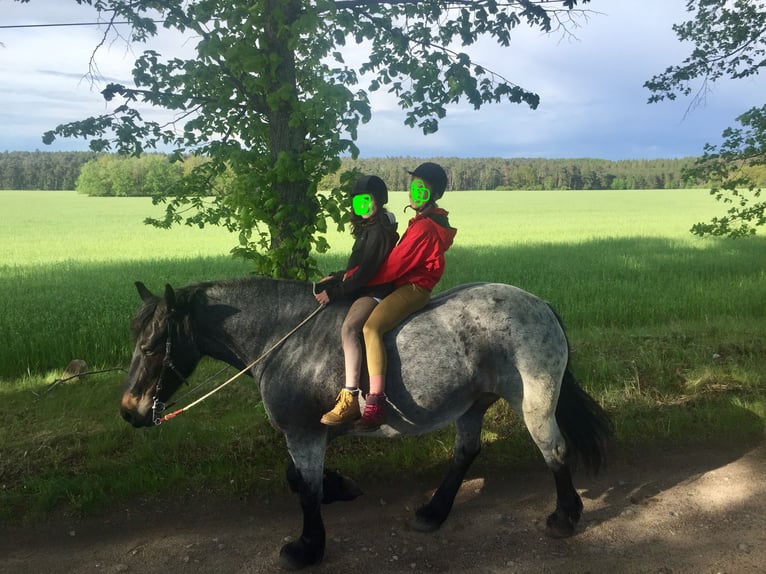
[
  {"x1": 354, "y1": 393, "x2": 386, "y2": 432},
  {"x1": 320, "y1": 388, "x2": 361, "y2": 426}
]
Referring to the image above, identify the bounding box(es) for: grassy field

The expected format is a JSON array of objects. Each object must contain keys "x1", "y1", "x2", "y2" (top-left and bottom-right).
[{"x1": 0, "y1": 189, "x2": 764, "y2": 523}]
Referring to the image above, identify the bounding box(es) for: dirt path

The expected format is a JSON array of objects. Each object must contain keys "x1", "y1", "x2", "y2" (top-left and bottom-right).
[{"x1": 2, "y1": 440, "x2": 765, "y2": 574}]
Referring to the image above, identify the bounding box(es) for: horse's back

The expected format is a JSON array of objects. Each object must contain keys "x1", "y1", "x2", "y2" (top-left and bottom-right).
[
  {"x1": 381, "y1": 282, "x2": 568, "y2": 433},
  {"x1": 407, "y1": 282, "x2": 564, "y2": 346}
]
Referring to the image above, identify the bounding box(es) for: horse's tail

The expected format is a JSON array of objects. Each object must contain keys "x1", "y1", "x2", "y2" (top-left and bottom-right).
[
  {"x1": 546, "y1": 303, "x2": 614, "y2": 474},
  {"x1": 556, "y1": 366, "x2": 614, "y2": 474}
]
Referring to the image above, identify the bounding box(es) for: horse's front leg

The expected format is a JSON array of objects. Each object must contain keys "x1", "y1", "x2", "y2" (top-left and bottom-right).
[{"x1": 279, "y1": 434, "x2": 327, "y2": 570}]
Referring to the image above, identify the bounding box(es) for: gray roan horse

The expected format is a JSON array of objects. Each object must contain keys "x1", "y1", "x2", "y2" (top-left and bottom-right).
[{"x1": 120, "y1": 276, "x2": 613, "y2": 570}]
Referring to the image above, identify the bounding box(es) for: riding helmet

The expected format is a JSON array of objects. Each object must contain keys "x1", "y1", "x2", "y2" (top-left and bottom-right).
[
  {"x1": 408, "y1": 162, "x2": 448, "y2": 200},
  {"x1": 352, "y1": 175, "x2": 388, "y2": 206}
]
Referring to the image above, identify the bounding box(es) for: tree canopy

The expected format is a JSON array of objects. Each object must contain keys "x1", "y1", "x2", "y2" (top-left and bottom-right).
[
  {"x1": 645, "y1": 0, "x2": 766, "y2": 237},
  {"x1": 15, "y1": 0, "x2": 592, "y2": 277}
]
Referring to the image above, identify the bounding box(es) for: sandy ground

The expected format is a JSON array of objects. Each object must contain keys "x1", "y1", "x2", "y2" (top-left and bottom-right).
[{"x1": 2, "y1": 439, "x2": 765, "y2": 574}]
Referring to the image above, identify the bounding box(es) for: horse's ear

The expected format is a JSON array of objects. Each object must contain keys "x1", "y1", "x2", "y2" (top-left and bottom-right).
[
  {"x1": 164, "y1": 284, "x2": 177, "y2": 310},
  {"x1": 135, "y1": 281, "x2": 154, "y2": 302}
]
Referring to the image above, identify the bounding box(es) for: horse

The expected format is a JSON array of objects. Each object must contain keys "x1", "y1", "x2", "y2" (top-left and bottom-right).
[{"x1": 120, "y1": 276, "x2": 613, "y2": 570}]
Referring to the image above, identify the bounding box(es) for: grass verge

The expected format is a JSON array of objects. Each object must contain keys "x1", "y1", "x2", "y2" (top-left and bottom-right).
[{"x1": 0, "y1": 189, "x2": 763, "y2": 524}]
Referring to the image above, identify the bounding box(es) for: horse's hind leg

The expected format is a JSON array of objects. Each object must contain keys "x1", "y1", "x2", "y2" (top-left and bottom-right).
[
  {"x1": 521, "y1": 387, "x2": 583, "y2": 538},
  {"x1": 547, "y1": 463, "x2": 583, "y2": 538},
  {"x1": 412, "y1": 395, "x2": 498, "y2": 533}
]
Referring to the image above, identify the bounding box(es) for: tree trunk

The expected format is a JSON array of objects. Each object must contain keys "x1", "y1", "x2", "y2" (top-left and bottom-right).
[{"x1": 263, "y1": 0, "x2": 316, "y2": 279}]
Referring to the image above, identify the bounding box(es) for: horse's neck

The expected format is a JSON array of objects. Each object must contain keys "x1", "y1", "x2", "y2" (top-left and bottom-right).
[{"x1": 194, "y1": 277, "x2": 318, "y2": 367}]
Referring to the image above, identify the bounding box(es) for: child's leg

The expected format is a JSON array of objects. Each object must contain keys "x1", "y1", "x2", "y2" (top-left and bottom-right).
[
  {"x1": 340, "y1": 297, "x2": 378, "y2": 389},
  {"x1": 320, "y1": 297, "x2": 379, "y2": 427},
  {"x1": 363, "y1": 284, "x2": 430, "y2": 394}
]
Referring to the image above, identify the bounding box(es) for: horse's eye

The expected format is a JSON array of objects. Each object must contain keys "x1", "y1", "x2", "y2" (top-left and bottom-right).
[{"x1": 140, "y1": 345, "x2": 155, "y2": 357}]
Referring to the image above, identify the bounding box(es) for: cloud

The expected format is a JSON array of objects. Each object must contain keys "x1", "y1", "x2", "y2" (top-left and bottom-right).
[{"x1": 1, "y1": 0, "x2": 762, "y2": 159}]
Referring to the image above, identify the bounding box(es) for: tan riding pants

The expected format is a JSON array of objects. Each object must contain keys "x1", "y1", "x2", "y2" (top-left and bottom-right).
[{"x1": 363, "y1": 284, "x2": 431, "y2": 378}]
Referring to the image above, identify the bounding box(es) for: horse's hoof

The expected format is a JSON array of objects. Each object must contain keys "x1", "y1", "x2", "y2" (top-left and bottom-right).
[
  {"x1": 411, "y1": 506, "x2": 445, "y2": 533},
  {"x1": 279, "y1": 539, "x2": 323, "y2": 570},
  {"x1": 545, "y1": 510, "x2": 577, "y2": 538}
]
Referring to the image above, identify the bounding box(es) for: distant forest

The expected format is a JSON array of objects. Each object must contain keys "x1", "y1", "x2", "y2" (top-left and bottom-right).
[
  {"x1": 329, "y1": 157, "x2": 702, "y2": 191},
  {"x1": 0, "y1": 151, "x2": 98, "y2": 191},
  {"x1": 1, "y1": 150, "x2": 756, "y2": 193}
]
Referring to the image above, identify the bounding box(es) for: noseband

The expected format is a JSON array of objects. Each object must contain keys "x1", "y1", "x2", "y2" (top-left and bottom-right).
[{"x1": 151, "y1": 316, "x2": 190, "y2": 425}]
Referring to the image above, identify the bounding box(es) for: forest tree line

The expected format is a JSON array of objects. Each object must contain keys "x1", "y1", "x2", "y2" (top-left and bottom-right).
[
  {"x1": 3, "y1": 151, "x2": 766, "y2": 194},
  {"x1": 0, "y1": 151, "x2": 98, "y2": 190},
  {"x1": 331, "y1": 157, "x2": 704, "y2": 191}
]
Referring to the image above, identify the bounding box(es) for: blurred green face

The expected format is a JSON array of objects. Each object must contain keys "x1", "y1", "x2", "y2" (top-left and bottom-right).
[
  {"x1": 352, "y1": 193, "x2": 374, "y2": 217},
  {"x1": 409, "y1": 178, "x2": 431, "y2": 207}
]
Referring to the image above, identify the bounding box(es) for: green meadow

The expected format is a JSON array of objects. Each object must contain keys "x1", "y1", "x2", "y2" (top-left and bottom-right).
[{"x1": 1, "y1": 189, "x2": 764, "y2": 522}]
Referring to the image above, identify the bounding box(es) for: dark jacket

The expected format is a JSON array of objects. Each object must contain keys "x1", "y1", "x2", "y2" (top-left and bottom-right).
[
  {"x1": 368, "y1": 208, "x2": 456, "y2": 292},
  {"x1": 320, "y1": 211, "x2": 398, "y2": 302}
]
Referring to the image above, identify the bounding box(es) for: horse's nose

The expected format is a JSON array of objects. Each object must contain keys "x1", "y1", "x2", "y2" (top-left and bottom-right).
[
  {"x1": 121, "y1": 407, "x2": 134, "y2": 425},
  {"x1": 120, "y1": 394, "x2": 142, "y2": 427}
]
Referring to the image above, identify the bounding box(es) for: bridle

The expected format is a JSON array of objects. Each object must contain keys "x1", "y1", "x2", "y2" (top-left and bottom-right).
[{"x1": 151, "y1": 315, "x2": 190, "y2": 426}]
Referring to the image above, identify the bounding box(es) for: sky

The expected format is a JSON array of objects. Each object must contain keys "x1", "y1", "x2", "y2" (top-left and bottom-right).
[{"x1": 1, "y1": 0, "x2": 763, "y2": 160}]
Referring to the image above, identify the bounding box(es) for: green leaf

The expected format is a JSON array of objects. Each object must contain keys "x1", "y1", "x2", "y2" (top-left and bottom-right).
[{"x1": 37, "y1": 0, "x2": 595, "y2": 275}]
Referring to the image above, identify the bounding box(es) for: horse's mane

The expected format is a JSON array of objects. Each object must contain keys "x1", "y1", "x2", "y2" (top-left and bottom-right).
[
  {"x1": 131, "y1": 275, "x2": 331, "y2": 346},
  {"x1": 195, "y1": 276, "x2": 309, "y2": 308},
  {"x1": 132, "y1": 276, "x2": 315, "y2": 331},
  {"x1": 193, "y1": 275, "x2": 310, "y2": 296}
]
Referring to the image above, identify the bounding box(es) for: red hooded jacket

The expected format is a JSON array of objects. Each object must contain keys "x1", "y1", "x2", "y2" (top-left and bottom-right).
[{"x1": 368, "y1": 208, "x2": 457, "y2": 291}]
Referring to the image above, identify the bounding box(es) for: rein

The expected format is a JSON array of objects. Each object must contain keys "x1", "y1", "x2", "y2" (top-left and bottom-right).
[{"x1": 152, "y1": 302, "x2": 325, "y2": 425}]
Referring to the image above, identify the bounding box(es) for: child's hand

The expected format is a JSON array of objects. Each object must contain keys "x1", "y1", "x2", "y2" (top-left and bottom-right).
[{"x1": 315, "y1": 291, "x2": 330, "y2": 306}]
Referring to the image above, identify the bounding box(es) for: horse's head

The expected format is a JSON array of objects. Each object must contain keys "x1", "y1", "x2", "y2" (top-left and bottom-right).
[{"x1": 120, "y1": 282, "x2": 201, "y2": 428}]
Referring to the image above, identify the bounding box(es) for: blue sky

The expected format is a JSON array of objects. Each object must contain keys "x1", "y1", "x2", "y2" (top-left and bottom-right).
[{"x1": 1, "y1": 0, "x2": 762, "y2": 160}]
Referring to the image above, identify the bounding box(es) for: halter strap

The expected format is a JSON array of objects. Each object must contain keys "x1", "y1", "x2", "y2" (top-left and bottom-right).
[{"x1": 151, "y1": 318, "x2": 191, "y2": 425}]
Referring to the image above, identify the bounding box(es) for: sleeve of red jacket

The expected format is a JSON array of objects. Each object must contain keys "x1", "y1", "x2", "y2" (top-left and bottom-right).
[{"x1": 368, "y1": 220, "x2": 435, "y2": 286}]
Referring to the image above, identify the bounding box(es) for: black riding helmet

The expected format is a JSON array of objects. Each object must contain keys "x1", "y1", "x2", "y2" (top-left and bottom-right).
[
  {"x1": 408, "y1": 162, "x2": 448, "y2": 201},
  {"x1": 351, "y1": 175, "x2": 388, "y2": 206}
]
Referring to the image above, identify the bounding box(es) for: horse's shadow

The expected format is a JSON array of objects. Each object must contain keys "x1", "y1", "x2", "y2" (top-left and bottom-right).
[
  {"x1": 325, "y1": 378, "x2": 765, "y2": 538},
  {"x1": 472, "y1": 399, "x2": 765, "y2": 532},
  {"x1": 314, "y1": 402, "x2": 765, "y2": 570}
]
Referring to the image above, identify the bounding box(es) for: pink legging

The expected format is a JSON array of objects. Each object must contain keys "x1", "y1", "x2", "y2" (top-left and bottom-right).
[{"x1": 363, "y1": 284, "x2": 431, "y2": 378}]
